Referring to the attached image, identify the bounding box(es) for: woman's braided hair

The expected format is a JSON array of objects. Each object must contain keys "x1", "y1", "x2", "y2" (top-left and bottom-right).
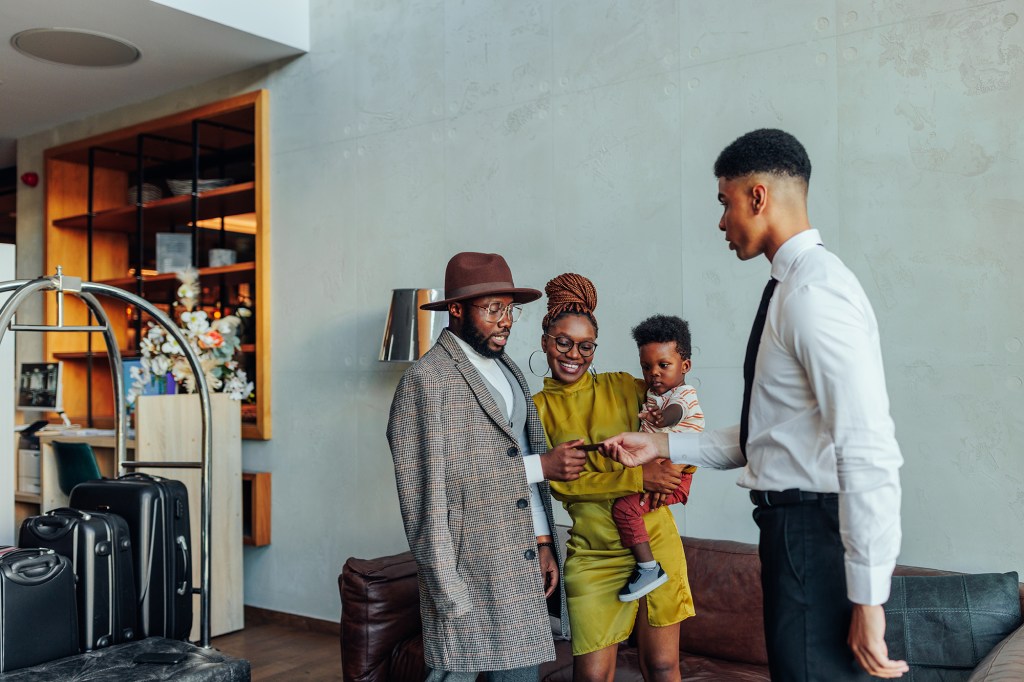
[{"x1": 542, "y1": 273, "x2": 599, "y2": 334}]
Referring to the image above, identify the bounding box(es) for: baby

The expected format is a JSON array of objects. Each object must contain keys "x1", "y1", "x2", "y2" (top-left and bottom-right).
[{"x1": 612, "y1": 314, "x2": 703, "y2": 601}]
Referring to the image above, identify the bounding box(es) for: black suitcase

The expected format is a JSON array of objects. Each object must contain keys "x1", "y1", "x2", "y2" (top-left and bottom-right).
[
  {"x1": 0, "y1": 548, "x2": 79, "y2": 672},
  {"x1": 69, "y1": 474, "x2": 192, "y2": 640},
  {"x1": 18, "y1": 507, "x2": 138, "y2": 651}
]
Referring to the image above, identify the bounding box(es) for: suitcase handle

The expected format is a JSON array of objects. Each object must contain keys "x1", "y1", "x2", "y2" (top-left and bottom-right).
[
  {"x1": 25, "y1": 508, "x2": 86, "y2": 539},
  {"x1": 46, "y1": 507, "x2": 92, "y2": 522},
  {"x1": 3, "y1": 551, "x2": 63, "y2": 584},
  {"x1": 119, "y1": 472, "x2": 165, "y2": 483},
  {"x1": 176, "y1": 535, "x2": 189, "y2": 595}
]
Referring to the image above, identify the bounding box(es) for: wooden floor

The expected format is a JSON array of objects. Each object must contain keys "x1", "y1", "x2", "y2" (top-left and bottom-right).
[{"x1": 212, "y1": 622, "x2": 342, "y2": 681}]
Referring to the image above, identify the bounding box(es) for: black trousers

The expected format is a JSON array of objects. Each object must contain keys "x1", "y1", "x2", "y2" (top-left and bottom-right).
[{"x1": 753, "y1": 496, "x2": 872, "y2": 682}]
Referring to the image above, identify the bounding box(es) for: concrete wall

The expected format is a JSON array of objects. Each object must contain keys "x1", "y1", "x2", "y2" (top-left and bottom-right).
[
  {"x1": 0, "y1": 244, "x2": 15, "y2": 546},
  {"x1": 16, "y1": 0, "x2": 1024, "y2": 623}
]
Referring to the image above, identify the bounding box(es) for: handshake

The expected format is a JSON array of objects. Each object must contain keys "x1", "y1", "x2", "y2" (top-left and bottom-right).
[{"x1": 540, "y1": 432, "x2": 670, "y2": 481}]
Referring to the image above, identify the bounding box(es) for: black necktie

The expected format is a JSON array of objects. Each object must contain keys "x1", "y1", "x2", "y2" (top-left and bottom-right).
[{"x1": 740, "y1": 278, "x2": 777, "y2": 460}]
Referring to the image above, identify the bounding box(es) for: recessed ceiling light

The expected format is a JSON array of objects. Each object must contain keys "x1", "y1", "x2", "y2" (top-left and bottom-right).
[{"x1": 11, "y1": 28, "x2": 140, "y2": 68}]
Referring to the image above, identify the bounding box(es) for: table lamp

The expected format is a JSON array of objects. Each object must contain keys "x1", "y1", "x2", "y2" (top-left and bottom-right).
[{"x1": 379, "y1": 288, "x2": 442, "y2": 362}]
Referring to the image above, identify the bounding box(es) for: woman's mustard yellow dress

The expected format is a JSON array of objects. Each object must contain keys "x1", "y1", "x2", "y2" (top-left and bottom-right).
[{"x1": 533, "y1": 371, "x2": 695, "y2": 656}]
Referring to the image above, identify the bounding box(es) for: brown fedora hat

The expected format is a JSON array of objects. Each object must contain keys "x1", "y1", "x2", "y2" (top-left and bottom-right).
[{"x1": 421, "y1": 252, "x2": 542, "y2": 310}]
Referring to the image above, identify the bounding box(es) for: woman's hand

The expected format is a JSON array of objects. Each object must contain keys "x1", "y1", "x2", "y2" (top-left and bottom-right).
[{"x1": 642, "y1": 459, "x2": 684, "y2": 494}]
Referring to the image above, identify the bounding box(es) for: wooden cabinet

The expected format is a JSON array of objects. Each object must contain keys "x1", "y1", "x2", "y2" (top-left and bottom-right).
[
  {"x1": 43, "y1": 91, "x2": 271, "y2": 440},
  {"x1": 136, "y1": 394, "x2": 244, "y2": 637}
]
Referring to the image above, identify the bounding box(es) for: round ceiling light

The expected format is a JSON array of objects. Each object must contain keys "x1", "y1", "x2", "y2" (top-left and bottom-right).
[{"x1": 11, "y1": 28, "x2": 140, "y2": 67}]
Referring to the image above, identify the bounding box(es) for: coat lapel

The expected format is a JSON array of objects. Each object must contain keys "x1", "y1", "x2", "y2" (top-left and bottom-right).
[
  {"x1": 501, "y1": 354, "x2": 546, "y2": 451},
  {"x1": 438, "y1": 330, "x2": 516, "y2": 440}
]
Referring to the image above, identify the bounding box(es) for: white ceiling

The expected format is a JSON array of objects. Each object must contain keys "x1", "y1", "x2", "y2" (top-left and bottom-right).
[{"x1": 0, "y1": 0, "x2": 308, "y2": 168}]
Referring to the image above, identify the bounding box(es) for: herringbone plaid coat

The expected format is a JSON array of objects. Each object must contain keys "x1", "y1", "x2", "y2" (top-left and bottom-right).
[{"x1": 387, "y1": 329, "x2": 568, "y2": 672}]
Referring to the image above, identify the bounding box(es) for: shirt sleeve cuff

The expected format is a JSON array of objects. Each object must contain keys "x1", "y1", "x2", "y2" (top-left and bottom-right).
[
  {"x1": 530, "y1": 483, "x2": 551, "y2": 536},
  {"x1": 845, "y1": 560, "x2": 897, "y2": 605},
  {"x1": 668, "y1": 431, "x2": 700, "y2": 465},
  {"x1": 523, "y1": 453, "x2": 545, "y2": 484}
]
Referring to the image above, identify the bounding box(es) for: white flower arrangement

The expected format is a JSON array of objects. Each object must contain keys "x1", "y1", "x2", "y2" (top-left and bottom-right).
[{"x1": 128, "y1": 268, "x2": 254, "y2": 404}]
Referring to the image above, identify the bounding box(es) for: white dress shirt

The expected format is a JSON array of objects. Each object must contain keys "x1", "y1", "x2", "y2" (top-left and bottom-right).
[
  {"x1": 450, "y1": 334, "x2": 550, "y2": 537},
  {"x1": 668, "y1": 229, "x2": 902, "y2": 605}
]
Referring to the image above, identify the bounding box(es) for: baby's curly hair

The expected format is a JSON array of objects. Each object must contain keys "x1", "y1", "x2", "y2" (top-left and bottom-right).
[
  {"x1": 542, "y1": 273, "x2": 599, "y2": 334},
  {"x1": 714, "y1": 128, "x2": 811, "y2": 185},
  {"x1": 631, "y1": 315, "x2": 691, "y2": 360}
]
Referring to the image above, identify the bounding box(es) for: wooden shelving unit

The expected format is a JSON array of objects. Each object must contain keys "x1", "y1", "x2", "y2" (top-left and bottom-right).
[
  {"x1": 42, "y1": 91, "x2": 271, "y2": 440},
  {"x1": 52, "y1": 182, "x2": 256, "y2": 233},
  {"x1": 242, "y1": 471, "x2": 271, "y2": 547}
]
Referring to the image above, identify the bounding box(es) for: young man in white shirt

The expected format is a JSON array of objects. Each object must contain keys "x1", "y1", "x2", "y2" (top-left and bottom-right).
[{"x1": 601, "y1": 129, "x2": 908, "y2": 680}]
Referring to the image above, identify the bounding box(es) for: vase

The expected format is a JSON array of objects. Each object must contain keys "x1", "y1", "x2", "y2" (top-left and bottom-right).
[{"x1": 149, "y1": 371, "x2": 178, "y2": 395}]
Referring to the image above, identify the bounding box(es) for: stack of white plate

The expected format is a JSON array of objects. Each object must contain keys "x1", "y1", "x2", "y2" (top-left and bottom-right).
[
  {"x1": 126, "y1": 183, "x2": 163, "y2": 203},
  {"x1": 166, "y1": 178, "x2": 235, "y2": 196}
]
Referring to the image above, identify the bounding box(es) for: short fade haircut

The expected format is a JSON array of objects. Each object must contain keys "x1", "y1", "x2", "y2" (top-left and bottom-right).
[
  {"x1": 713, "y1": 128, "x2": 811, "y2": 185},
  {"x1": 631, "y1": 315, "x2": 691, "y2": 360}
]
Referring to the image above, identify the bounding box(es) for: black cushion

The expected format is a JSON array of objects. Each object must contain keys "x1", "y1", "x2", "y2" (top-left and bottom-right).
[
  {"x1": 0, "y1": 637, "x2": 249, "y2": 681},
  {"x1": 884, "y1": 572, "x2": 1022, "y2": 681}
]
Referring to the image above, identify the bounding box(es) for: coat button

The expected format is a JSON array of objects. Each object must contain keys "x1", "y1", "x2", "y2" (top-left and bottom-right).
[
  {"x1": 516, "y1": 498, "x2": 528, "y2": 509},
  {"x1": 507, "y1": 446, "x2": 518, "y2": 457},
  {"x1": 525, "y1": 549, "x2": 536, "y2": 560}
]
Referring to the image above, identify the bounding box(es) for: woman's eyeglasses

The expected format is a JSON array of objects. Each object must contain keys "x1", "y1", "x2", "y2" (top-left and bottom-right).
[
  {"x1": 544, "y1": 333, "x2": 598, "y2": 357},
  {"x1": 470, "y1": 302, "x2": 523, "y2": 322}
]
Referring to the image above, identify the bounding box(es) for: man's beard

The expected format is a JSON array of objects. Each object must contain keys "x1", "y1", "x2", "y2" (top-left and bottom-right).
[{"x1": 461, "y1": 317, "x2": 505, "y2": 359}]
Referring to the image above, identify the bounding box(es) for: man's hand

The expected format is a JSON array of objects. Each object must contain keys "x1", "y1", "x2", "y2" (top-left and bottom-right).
[
  {"x1": 537, "y1": 543, "x2": 559, "y2": 598},
  {"x1": 599, "y1": 432, "x2": 669, "y2": 467},
  {"x1": 541, "y1": 439, "x2": 587, "y2": 481},
  {"x1": 642, "y1": 459, "x2": 683, "y2": 494},
  {"x1": 849, "y1": 604, "x2": 908, "y2": 678}
]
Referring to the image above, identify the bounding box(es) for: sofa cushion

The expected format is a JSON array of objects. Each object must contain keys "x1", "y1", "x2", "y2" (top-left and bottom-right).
[
  {"x1": 0, "y1": 637, "x2": 249, "y2": 681},
  {"x1": 677, "y1": 537, "x2": 768, "y2": 666},
  {"x1": 680, "y1": 653, "x2": 772, "y2": 681},
  {"x1": 885, "y1": 572, "x2": 1023, "y2": 680},
  {"x1": 389, "y1": 635, "x2": 426, "y2": 682},
  {"x1": 340, "y1": 552, "x2": 421, "y2": 682}
]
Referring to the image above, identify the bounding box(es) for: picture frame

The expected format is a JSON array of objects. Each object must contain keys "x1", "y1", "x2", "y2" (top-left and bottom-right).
[{"x1": 155, "y1": 232, "x2": 192, "y2": 273}]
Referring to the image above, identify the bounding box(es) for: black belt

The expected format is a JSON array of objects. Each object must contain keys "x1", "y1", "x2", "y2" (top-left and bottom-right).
[{"x1": 749, "y1": 489, "x2": 837, "y2": 508}]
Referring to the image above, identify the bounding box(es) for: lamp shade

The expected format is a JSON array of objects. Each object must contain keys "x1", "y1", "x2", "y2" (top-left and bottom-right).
[{"x1": 379, "y1": 288, "x2": 442, "y2": 362}]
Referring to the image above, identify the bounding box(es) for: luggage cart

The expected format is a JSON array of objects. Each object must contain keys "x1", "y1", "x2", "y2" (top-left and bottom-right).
[{"x1": 0, "y1": 267, "x2": 214, "y2": 648}]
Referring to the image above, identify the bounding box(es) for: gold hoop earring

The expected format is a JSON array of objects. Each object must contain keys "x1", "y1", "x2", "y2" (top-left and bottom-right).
[{"x1": 528, "y1": 350, "x2": 550, "y2": 377}]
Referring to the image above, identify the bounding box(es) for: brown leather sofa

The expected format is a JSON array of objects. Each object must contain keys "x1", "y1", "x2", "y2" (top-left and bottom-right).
[{"x1": 340, "y1": 536, "x2": 1024, "y2": 681}]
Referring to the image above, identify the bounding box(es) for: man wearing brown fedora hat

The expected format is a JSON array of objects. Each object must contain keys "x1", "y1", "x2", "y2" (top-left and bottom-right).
[{"x1": 388, "y1": 252, "x2": 588, "y2": 681}]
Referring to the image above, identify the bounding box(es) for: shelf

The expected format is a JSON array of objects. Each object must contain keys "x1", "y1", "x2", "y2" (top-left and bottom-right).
[
  {"x1": 54, "y1": 344, "x2": 254, "y2": 362},
  {"x1": 242, "y1": 471, "x2": 271, "y2": 546},
  {"x1": 52, "y1": 182, "x2": 255, "y2": 233},
  {"x1": 99, "y1": 262, "x2": 255, "y2": 289},
  {"x1": 54, "y1": 108, "x2": 256, "y2": 172},
  {"x1": 15, "y1": 492, "x2": 41, "y2": 504},
  {"x1": 53, "y1": 351, "x2": 139, "y2": 361}
]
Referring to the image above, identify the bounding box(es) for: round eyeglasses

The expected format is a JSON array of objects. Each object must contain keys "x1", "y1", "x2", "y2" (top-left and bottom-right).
[
  {"x1": 544, "y1": 333, "x2": 598, "y2": 357},
  {"x1": 470, "y1": 302, "x2": 523, "y2": 322}
]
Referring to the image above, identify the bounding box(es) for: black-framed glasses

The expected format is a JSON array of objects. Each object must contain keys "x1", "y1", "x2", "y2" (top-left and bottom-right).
[
  {"x1": 544, "y1": 333, "x2": 598, "y2": 357},
  {"x1": 470, "y1": 302, "x2": 523, "y2": 322}
]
